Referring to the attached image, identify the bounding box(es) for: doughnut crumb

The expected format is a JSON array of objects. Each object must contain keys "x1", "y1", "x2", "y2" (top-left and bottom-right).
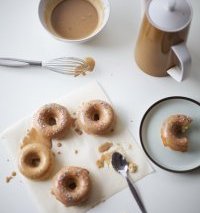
[
  {"x1": 128, "y1": 162, "x2": 138, "y2": 173},
  {"x1": 98, "y1": 142, "x2": 113, "y2": 153},
  {"x1": 75, "y1": 150, "x2": 78, "y2": 154},
  {"x1": 96, "y1": 158, "x2": 104, "y2": 168},
  {"x1": 12, "y1": 171, "x2": 17, "y2": 176},
  {"x1": 74, "y1": 127, "x2": 83, "y2": 135},
  {"x1": 57, "y1": 142, "x2": 62, "y2": 147},
  {"x1": 72, "y1": 117, "x2": 83, "y2": 135},
  {"x1": 96, "y1": 152, "x2": 112, "y2": 168},
  {"x1": 5, "y1": 171, "x2": 17, "y2": 183},
  {"x1": 6, "y1": 176, "x2": 13, "y2": 183}
]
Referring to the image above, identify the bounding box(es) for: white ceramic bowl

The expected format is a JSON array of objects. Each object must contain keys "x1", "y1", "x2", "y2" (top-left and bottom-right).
[{"x1": 38, "y1": 0, "x2": 110, "y2": 43}]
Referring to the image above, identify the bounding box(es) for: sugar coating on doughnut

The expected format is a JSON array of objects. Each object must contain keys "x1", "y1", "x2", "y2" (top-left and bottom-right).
[
  {"x1": 161, "y1": 114, "x2": 192, "y2": 152},
  {"x1": 77, "y1": 100, "x2": 116, "y2": 135},
  {"x1": 52, "y1": 166, "x2": 91, "y2": 206},
  {"x1": 33, "y1": 103, "x2": 72, "y2": 139},
  {"x1": 18, "y1": 143, "x2": 54, "y2": 180}
]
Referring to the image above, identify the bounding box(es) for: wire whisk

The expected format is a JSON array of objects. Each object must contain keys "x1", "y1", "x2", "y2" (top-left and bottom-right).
[{"x1": 0, "y1": 57, "x2": 95, "y2": 77}]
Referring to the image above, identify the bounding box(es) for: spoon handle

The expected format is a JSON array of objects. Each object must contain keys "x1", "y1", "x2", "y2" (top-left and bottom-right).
[{"x1": 126, "y1": 176, "x2": 147, "y2": 213}]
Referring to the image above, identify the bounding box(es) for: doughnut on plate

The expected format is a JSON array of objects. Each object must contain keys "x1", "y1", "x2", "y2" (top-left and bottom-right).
[{"x1": 140, "y1": 96, "x2": 200, "y2": 173}]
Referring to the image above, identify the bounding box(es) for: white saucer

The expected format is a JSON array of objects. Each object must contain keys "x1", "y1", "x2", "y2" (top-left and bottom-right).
[{"x1": 140, "y1": 96, "x2": 200, "y2": 173}]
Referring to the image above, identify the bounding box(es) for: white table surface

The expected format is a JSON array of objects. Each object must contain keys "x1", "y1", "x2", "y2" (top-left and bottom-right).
[{"x1": 0, "y1": 0, "x2": 200, "y2": 212}]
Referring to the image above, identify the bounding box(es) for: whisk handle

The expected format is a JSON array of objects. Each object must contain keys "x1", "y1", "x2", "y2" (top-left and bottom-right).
[{"x1": 0, "y1": 58, "x2": 42, "y2": 67}]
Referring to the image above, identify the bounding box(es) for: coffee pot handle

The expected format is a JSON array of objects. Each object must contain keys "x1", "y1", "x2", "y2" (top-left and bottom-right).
[{"x1": 167, "y1": 43, "x2": 191, "y2": 82}]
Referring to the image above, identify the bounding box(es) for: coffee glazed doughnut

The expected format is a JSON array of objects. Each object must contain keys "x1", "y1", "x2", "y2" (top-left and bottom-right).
[
  {"x1": 161, "y1": 114, "x2": 192, "y2": 152},
  {"x1": 18, "y1": 143, "x2": 54, "y2": 180},
  {"x1": 52, "y1": 166, "x2": 91, "y2": 206},
  {"x1": 33, "y1": 103, "x2": 71, "y2": 139},
  {"x1": 77, "y1": 100, "x2": 116, "y2": 135}
]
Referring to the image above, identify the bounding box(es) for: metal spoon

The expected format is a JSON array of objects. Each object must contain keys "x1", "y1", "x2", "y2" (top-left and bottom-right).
[{"x1": 112, "y1": 152, "x2": 147, "y2": 213}]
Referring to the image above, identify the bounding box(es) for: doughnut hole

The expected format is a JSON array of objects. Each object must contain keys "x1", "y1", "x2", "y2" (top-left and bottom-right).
[
  {"x1": 24, "y1": 152, "x2": 41, "y2": 167},
  {"x1": 64, "y1": 177, "x2": 78, "y2": 191},
  {"x1": 87, "y1": 106, "x2": 101, "y2": 121},
  {"x1": 172, "y1": 124, "x2": 183, "y2": 138},
  {"x1": 44, "y1": 112, "x2": 57, "y2": 126}
]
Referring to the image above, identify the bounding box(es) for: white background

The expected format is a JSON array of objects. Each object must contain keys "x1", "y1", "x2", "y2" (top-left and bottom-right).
[{"x1": 0, "y1": 0, "x2": 200, "y2": 212}]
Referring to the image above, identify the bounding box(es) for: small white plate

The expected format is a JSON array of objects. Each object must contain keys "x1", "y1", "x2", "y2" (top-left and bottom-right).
[{"x1": 140, "y1": 96, "x2": 200, "y2": 173}]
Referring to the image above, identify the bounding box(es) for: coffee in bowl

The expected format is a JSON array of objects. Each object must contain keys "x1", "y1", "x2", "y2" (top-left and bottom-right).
[
  {"x1": 51, "y1": 0, "x2": 98, "y2": 40},
  {"x1": 38, "y1": 0, "x2": 110, "y2": 42}
]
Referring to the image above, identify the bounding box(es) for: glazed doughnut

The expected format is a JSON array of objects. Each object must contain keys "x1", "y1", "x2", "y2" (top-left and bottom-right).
[
  {"x1": 77, "y1": 100, "x2": 116, "y2": 135},
  {"x1": 18, "y1": 143, "x2": 54, "y2": 180},
  {"x1": 52, "y1": 166, "x2": 91, "y2": 206},
  {"x1": 161, "y1": 114, "x2": 192, "y2": 152},
  {"x1": 33, "y1": 103, "x2": 71, "y2": 139}
]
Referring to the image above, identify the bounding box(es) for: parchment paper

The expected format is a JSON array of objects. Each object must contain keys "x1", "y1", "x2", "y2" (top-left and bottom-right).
[{"x1": 0, "y1": 81, "x2": 153, "y2": 213}]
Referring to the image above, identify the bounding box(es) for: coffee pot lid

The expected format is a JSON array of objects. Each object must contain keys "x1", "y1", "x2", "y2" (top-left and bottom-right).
[{"x1": 146, "y1": 0, "x2": 192, "y2": 32}]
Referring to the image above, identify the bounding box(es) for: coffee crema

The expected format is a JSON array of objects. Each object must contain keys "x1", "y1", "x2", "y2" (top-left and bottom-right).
[{"x1": 50, "y1": 0, "x2": 99, "y2": 40}]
